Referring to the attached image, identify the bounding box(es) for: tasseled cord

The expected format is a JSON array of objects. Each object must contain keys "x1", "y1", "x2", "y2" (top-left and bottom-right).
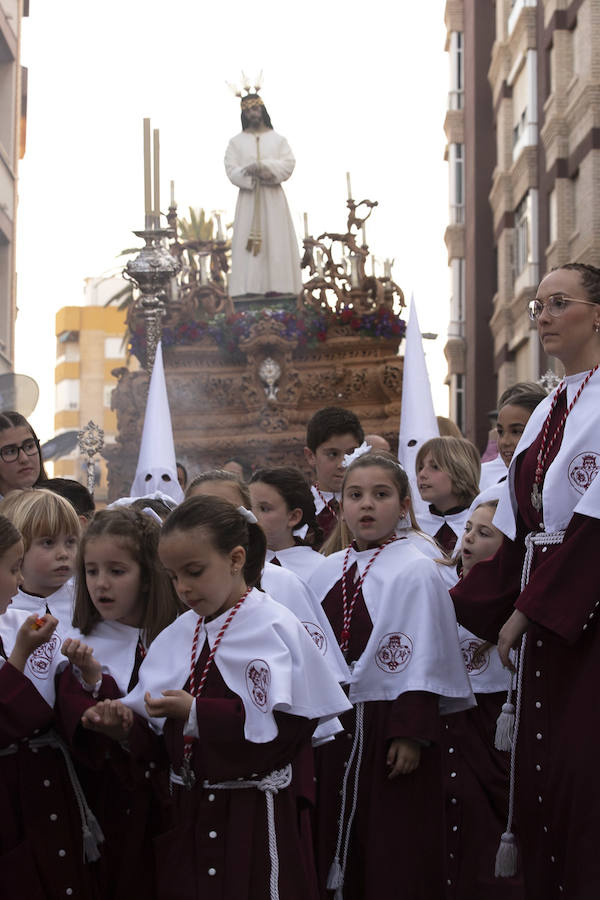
[
  {"x1": 495, "y1": 832, "x2": 518, "y2": 877},
  {"x1": 495, "y1": 632, "x2": 527, "y2": 878},
  {"x1": 495, "y1": 649, "x2": 519, "y2": 751},
  {"x1": 326, "y1": 702, "x2": 365, "y2": 899},
  {"x1": 83, "y1": 812, "x2": 105, "y2": 862}
]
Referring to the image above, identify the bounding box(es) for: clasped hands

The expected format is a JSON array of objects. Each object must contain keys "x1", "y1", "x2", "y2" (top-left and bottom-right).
[
  {"x1": 80, "y1": 690, "x2": 195, "y2": 741},
  {"x1": 243, "y1": 162, "x2": 271, "y2": 181}
]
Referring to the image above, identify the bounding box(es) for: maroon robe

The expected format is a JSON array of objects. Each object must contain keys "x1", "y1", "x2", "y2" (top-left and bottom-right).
[
  {"x1": 451, "y1": 390, "x2": 600, "y2": 899},
  {"x1": 442, "y1": 692, "x2": 524, "y2": 900},
  {"x1": 314, "y1": 566, "x2": 445, "y2": 899},
  {"x1": 56, "y1": 642, "x2": 171, "y2": 900},
  {"x1": 125, "y1": 639, "x2": 320, "y2": 900},
  {"x1": 0, "y1": 660, "x2": 98, "y2": 900},
  {"x1": 315, "y1": 499, "x2": 339, "y2": 546}
]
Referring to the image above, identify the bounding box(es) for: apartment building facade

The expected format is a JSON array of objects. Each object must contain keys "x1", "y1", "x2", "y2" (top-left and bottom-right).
[
  {"x1": 444, "y1": 0, "x2": 600, "y2": 449},
  {"x1": 0, "y1": 0, "x2": 27, "y2": 374},
  {"x1": 54, "y1": 277, "x2": 130, "y2": 504}
]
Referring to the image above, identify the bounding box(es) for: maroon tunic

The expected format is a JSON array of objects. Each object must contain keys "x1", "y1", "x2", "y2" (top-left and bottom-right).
[
  {"x1": 314, "y1": 566, "x2": 445, "y2": 899},
  {"x1": 56, "y1": 646, "x2": 171, "y2": 900},
  {"x1": 126, "y1": 639, "x2": 320, "y2": 900},
  {"x1": 451, "y1": 390, "x2": 600, "y2": 899},
  {"x1": 442, "y1": 692, "x2": 524, "y2": 900},
  {"x1": 315, "y1": 500, "x2": 339, "y2": 546},
  {"x1": 0, "y1": 661, "x2": 99, "y2": 900}
]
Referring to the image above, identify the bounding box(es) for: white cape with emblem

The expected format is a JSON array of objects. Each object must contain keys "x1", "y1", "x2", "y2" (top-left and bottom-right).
[
  {"x1": 456, "y1": 624, "x2": 511, "y2": 694},
  {"x1": 122, "y1": 588, "x2": 351, "y2": 743},
  {"x1": 261, "y1": 561, "x2": 349, "y2": 684},
  {"x1": 308, "y1": 539, "x2": 475, "y2": 713},
  {"x1": 494, "y1": 368, "x2": 600, "y2": 539},
  {"x1": 61, "y1": 619, "x2": 143, "y2": 695},
  {"x1": 0, "y1": 607, "x2": 73, "y2": 706}
]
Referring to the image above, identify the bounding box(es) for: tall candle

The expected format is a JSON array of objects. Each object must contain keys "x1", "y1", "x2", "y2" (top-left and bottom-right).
[
  {"x1": 153, "y1": 128, "x2": 160, "y2": 226},
  {"x1": 170, "y1": 180, "x2": 175, "y2": 208},
  {"x1": 316, "y1": 249, "x2": 324, "y2": 277},
  {"x1": 346, "y1": 171, "x2": 352, "y2": 200},
  {"x1": 303, "y1": 212, "x2": 309, "y2": 238},
  {"x1": 371, "y1": 255, "x2": 376, "y2": 277},
  {"x1": 143, "y1": 119, "x2": 151, "y2": 223},
  {"x1": 361, "y1": 222, "x2": 367, "y2": 246}
]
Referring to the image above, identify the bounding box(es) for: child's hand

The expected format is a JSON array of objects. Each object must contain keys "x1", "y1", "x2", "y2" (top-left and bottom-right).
[
  {"x1": 8, "y1": 614, "x2": 59, "y2": 672},
  {"x1": 144, "y1": 689, "x2": 194, "y2": 721},
  {"x1": 81, "y1": 699, "x2": 133, "y2": 741},
  {"x1": 386, "y1": 737, "x2": 421, "y2": 778},
  {"x1": 498, "y1": 609, "x2": 529, "y2": 671},
  {"x1": 472, "y1": 640, "x2": 493, "y2": 669},
  {"x1": 61, "y1": 638, "x2": 102, "y2": 688}
]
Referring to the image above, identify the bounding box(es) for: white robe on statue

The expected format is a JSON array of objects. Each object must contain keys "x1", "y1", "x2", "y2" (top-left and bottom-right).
[{"x1": 224, "y1": 129, "x2": 302, "y2": 296}]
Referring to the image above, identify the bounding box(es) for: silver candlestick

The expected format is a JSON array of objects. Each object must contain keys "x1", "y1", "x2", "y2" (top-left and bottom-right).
[
  {"x1": 77, "y1": 421, "x2": 105, "y2": 497},
  {"x1": 124, "y1": 227, "x2": 181, "y2": 372}
]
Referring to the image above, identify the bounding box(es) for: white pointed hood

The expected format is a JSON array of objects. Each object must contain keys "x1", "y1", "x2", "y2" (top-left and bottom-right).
[
  {"x1": 131, "y1": 342, "x2": 184, "y2": 503},
  {"x1": 398, "y1": 295, "x2": 439, "y2": 519}
]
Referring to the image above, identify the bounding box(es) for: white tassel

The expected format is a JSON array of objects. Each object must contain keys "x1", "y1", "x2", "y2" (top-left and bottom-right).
[
  {"x1": 327, "y1": 857, "x2": 343, "y2": 890},
  {"x1": 82, "y1": 824, "x2": 102, "y2": 862},
  {"x1": 494, "y1": 702, "x2": 515, "y2": 751},
  {"x1": 495, "y1": 831, "x2": 518, "y2": 877},
  {"x1": 88, "y1": 812, "x2": 105, "y2": 845}
]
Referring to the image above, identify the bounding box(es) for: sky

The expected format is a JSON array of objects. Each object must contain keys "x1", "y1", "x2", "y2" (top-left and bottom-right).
[{"x1": 15, "y1": 0, "x2": 451, "y2": 442}]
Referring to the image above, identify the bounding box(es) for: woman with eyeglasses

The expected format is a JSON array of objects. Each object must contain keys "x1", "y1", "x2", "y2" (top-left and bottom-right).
[
  {"x1": 451, "y1": 263, "x2": 600, "y2": 899},
  {"x1": 0, "y1": 411, "x2": 48, "y2": 497}
]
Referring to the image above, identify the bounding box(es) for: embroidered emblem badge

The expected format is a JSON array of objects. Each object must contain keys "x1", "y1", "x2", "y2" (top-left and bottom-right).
[
  {"x1": 302, "y1": 621, "x2": 327, "y2": 655},
  {"x1": 27, "y1": 633, "x2": 60, "y2": 679},
  {"x1": 245, "y1": 659, "x2": 271, "y2": 711},
  {"x1": 568, "y1": 451, "x2": 600, "y2": 494},
  {"x1": 460, "y1": 638, "x2": 489, "y2": 675},
  {"x1": 375, "y1": 632, "x2": 413, "y2": 673}
]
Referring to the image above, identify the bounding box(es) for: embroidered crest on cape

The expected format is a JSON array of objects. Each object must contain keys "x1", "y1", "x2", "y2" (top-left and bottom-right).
[
  {"x1": 302, "y1": 621, "x2": 327, "y2": 655},
  {"x1": 245, "y1": 659, "x2": 271, "y2": 711},
  {"x1": 460, "y1": 638, "x2": 489, "y2": 675},
  {"x1": 27, "y1": 633, "x2": 61, "y2": 680},
  {"x1": 568, "y1": 451, "x2": 600, "y2": 494},
  {"x1": 374, "y1": 632, "x2": 413, "y2": 673}
]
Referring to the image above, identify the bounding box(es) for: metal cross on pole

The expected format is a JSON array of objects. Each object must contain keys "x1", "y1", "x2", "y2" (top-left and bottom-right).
[{"x1": 77, "y1": 421, "x2": 105, "y2": 497}]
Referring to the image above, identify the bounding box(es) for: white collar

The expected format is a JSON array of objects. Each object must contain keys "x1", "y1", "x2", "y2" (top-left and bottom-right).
[{"x1": 122, "y1": 588, "x2": 351, "y2": 743}]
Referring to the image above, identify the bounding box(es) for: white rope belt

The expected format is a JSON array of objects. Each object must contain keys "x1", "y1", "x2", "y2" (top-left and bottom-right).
[
  {"x1": 327, "y1": 700, "x2": 365, "y2": 899},
  {"x1": 1, "y1": 729, "x2": 104, "y2": 861},
  {"x1": 170, "y1": 763, "x2": 292, "y2": 900},
  {"x1": 495, "y1": 529, "x2": 565, "y2": 878}
]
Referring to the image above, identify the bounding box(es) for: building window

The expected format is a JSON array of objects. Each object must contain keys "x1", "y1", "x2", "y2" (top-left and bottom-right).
[
  {"x1": 55, "y1": 379, "x2": 80, "y2": 412},
  {"x1": 104, "y1": 336, "x2": 124, "y2": 359},
  {"x1": 449, "y1": 258, "x2": 466, "y2": 338},
  {"x1": 449, "y1": 31, "x2": 464, "y2": 110},
  {"x1": 571, "y1": 170, "x2": 580, "y2": 234},
  {"x1": 449, "y1": 143, "x2": 464, "y2": 224},
  {"x1": 548, "y1": 188, "x2": 557, "y2": 245},
  {"x1": 513, "y1": 108, "x2": 526, "y2": 148},
  {"x1": 103, "y1": 384, "x2": 114, "y2": 408},
  {"x1": 455, "y1": 373, "x2": 465, "y2": 436},
  {"x1": 514, "y1": 194, "x2": 529, "y2": 275}
]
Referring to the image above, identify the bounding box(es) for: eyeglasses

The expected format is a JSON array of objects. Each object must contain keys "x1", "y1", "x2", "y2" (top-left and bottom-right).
[
  {"x1": 0, "y1": 438, "x2": 38, "y2": 463},
  {"x1": 528, "y1": 295, "x2": 598, "y2": 321}
]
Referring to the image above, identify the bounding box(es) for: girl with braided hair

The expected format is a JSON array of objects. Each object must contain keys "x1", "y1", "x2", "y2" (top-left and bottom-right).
[{"x1": 452, "y1": 262, "x2": 600, "y2": 898}]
